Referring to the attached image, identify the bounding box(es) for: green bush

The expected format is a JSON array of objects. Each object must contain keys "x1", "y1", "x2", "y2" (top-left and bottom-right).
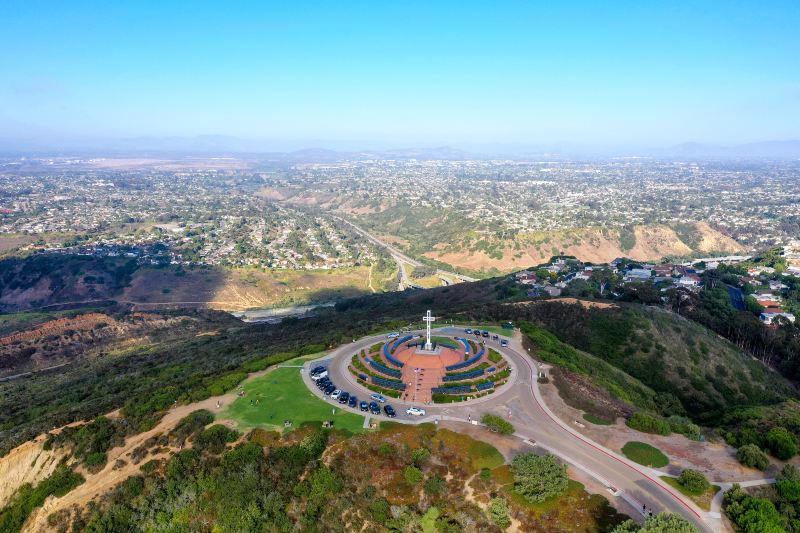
[
  {"x1": 510, "y1": 453, "x2": 568, "y2": 503},
  {"x1": 193, "y1": 425, "x2": 239, "y2": 454},
  {"x1": 765, "y1": 427, "x2": 798, "y2": 460},
  {"x1": 626, "y1": 412, "x2": 671, "y2": 436},
  {"x1": 677, "y1": 469, "x2": 710, "y2": 494},
  {"x1": 411, "y1": 447, "x2": 431, "y2": 466},
  {"x1": 404, "y1": 465, "x2": 423, "y2": 485},
  {"x1": 735, "y1": 444, "x2": 770, "y2": 470},
  {"x1": 424, "y1": 475, "x2": 446, "y2": 496},
  {"x1": 482, "y1": 414, "x2": 514, "y2": 435},
  {"x1": 0, "y1": 465, "x2": 84, "y2": 533},
  {"x1": 488, "y1": 497, "x2": 511, "y2": 528}
]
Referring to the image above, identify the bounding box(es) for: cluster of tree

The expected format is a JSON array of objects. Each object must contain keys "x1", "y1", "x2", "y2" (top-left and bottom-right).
[{"x1": 724, "y1": 465, "x2": 800, "y2": 533}]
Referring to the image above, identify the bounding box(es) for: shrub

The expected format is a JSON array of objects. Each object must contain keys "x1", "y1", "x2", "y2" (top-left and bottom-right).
[
  {"x1": 193, "y1": 424, "x2": 238, "y2": 454},
  {"x1": 411, "y1": 447, "x2": 431, "y2": 466},
  {"x1": 736, "y1": 444, "x2": 770, "y2": 470},
  {"x1": 488, "y1": 497, "x2": 511, "y2": 528},
  {"x1": 0, "y1": 465, "x2": 84, "y2": 533},
  {"x1": 482, "y1": 414, "x2": 515, "y2": 435},
  {"x1": 510, "y1": 453, "x2": 568, "y2": 503},
  {"x1": 765, "y1": 427, "x2": 798, "y2": 460},
  {"x1": 404, "y1": 465, "x2": 423, "y2": 485},
  {"x1": 677, "y1": 469, "x2": 710, "y2": 493},
  {"x1": 612, "y1": 512, "x2": 698, "y2": 533},
  {"x1": 626, "y1": 412, "x2": 670, "y2": 436},
  {"x1": 424, "y1": 474, "x2": 446, "y2": 495}
]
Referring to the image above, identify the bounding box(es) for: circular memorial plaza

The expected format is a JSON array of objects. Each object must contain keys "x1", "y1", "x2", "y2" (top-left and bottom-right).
[{"x1": 344, "y1": 320, "x2": 515, "y2": 405}]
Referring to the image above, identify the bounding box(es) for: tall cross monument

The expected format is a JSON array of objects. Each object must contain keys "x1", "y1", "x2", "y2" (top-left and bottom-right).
[{"x1": 423, "y1": 310, "x2": 437, "y2": 350}]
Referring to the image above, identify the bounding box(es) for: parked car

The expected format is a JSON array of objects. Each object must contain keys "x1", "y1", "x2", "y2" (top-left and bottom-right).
[
  {"x1": 464, "y1": 328, "x2": 473, "y2": 334},
  {"x1": 324, "y1": 384, "x2": 336, "y2": 395},
  {"x1": 369, "y1": 402, "x2": 381, "y2": 414},
  {"x1": 338, "y1": 392, "x2": 350, "y2": 404},
  {"x1": 330, "y1": 389, "x2": 342, "y2": 400},
  {"x1": 348, "y1": 395, "x2": 357, "y2": 408},
  {"x1": 370, "y1": 393, "x2": 386, "y2": 403},
  {"x1": 386, "y1": 332, "x2": 400, "y2": 339},
  {"x1": 473, "y1": 330, "x2": 481, "y2": 337},
  {"x1": 482, "y1": 331, "x2": 490, "y2": 337},
  {"x1": 406, "y1": 407, "x2": 426, "y2": 416},
  {"x1": 384, "y1": 405, "x2": 396, "y2": 418},
  {"x1": 500, "y1": 339, "x2": 508, "y2": 347},
  {"x1": 310, "y1": 370, "x2": 328, "y2": 381},
  {"x1": 310, "y1": 366, "x2": 326, "y2": 374},
  {"x1": 359, "y1": 400, "x2": 369, "y2": 412},
  {"x1": 492, "y1": 334, "x2": 499, "y2": 341}
]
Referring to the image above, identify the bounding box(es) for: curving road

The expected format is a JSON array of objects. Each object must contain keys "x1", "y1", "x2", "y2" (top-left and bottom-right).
[{"x1": 304, "y1": 326, "x2": 721, "y2": 532}]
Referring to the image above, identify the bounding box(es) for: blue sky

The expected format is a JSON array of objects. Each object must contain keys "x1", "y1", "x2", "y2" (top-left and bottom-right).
[{"x1": 1, "y1": 1, "x2": 798, "y2": 148}]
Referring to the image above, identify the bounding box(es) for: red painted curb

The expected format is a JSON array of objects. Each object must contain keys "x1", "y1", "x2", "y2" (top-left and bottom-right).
[{"x1": 520, "y1": 354, "x2": 704, "y2": 521}]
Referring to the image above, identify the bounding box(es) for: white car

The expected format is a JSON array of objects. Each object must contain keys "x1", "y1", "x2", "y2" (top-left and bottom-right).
[
  {"x1": 406, "y1": 407, "x2": 426, "y2": 416},
  {"x1": 310, "y1": 370, "x2": 328, "y2": 381},
  {"x1": 386, "y1": 332, "x2": 400, "y2": 339},
  {"x1": 370, "y1": 393, "x2": 386, "y2": 403},
  {"x1": 330, "y1": 389, "x2": 342, "y2": 400}
]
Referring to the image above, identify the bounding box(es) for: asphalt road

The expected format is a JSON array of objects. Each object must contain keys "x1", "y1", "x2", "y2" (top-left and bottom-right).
[
  {"x1": 304, "y1": 326, "x2": 719, "y2": 532},
  {"x1": 333, "y1": 216, "x2": 477, "y2": 284}
]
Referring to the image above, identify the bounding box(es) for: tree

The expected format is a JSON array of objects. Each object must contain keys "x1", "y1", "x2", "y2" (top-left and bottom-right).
[
  {"x1": 765, "y1": 427, "x2": 798, "y2": 460},
  {"x1": 510, "y1": 453, "x2": 568, "y2": 503},
  {"x1": 677, "y1": 469, "x2": 709, "y2": 494},
  {"x1": 736, "y1": 444, "x2": 770, "y2": 470},
  {"x1": 488, "y1": 497, "x2": 511, "y2": 528}
]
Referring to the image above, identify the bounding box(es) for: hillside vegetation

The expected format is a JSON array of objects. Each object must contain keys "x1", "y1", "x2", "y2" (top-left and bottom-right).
[
  {"x1": 34, "y1": 422, "x2": 629, "y2": 533},
  {"x1": 0, "y1": 255, "x2": 377, "y2": 313},
  {"x1": 348, "y1": 202, "x2": 741, "y2": 274},
  {"x1": 498, "y1": 301, "x2": 795, "y2": 425}
]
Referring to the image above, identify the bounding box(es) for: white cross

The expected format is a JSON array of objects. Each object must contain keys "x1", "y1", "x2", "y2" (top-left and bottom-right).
[{"x1": 423, "y1": 310, "x2": 437, "y2": 350}]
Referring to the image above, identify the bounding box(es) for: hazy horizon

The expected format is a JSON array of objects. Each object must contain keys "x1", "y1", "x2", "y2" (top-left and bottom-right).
[{"x1": 2, "y1": 1, "x2": 799, "y2": 147}]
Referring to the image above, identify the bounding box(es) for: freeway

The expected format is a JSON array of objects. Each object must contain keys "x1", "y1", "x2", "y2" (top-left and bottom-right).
[
  {"x1": 306, "y1": 327, "x2": 720, "y2": 532},
  {"x1": 333, "y1": 216, "x2": 478, "y2": 286}
]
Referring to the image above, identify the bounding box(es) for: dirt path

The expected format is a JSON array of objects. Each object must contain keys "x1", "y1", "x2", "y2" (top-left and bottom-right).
[
  {"x1": 367, "y1": 264, "x2": 376, "y2": 293},
  {"x1": 21, "y1": 365, "x2": 282, "y2": 532}
]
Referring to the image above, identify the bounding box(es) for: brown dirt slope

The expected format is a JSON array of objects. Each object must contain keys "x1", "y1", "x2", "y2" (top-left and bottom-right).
[{"x1": 424, "y1": 222, "x2": 743, "y2": 273}]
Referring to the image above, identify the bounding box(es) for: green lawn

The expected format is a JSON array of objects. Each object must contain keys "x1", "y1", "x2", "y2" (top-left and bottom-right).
[
  {"x1": 660, "y1": 476, "x2": 720, "y2": 511},
  {"x1": 621, "y1": 441, "x2": 669, "y2": 468},
  {"x1": 219, "y1": 367, "x2": 365, "y2": 433},
  {"x1": 583, "y1": 413, "x2": 614, "y2": 425},
  {"x1": 280, "y1": 352, "x2": 327, "y2": 366}
]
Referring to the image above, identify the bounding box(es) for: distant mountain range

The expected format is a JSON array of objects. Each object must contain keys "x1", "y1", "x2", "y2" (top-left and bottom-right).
[
  {"x1": 655, "y1": 140, "x2": 800, "y2": 159},
  {"x1": 1, "y1": 135, "x2": 799, "y2": 160}
]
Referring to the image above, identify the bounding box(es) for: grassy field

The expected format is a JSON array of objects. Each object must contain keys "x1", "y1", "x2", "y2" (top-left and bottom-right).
[
  {"x1": 621, "y1": 441, "x2": 669, "y2": 468},
  {"x1": 660, "y1": 476, "x2": 720, "y2": 511},
  {"x1": 219, "y1": 367, "x2": 365, "y2": 433},
  {"x1": 280, "y1": 352, "x2": 327, "y2": 366},
  {"x1": 583, "y1": 413, "x2": 614, "y2": 425}
]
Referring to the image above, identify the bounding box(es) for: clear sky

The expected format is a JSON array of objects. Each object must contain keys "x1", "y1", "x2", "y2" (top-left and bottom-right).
[{"x1": 1, "y1": 1, "x2": 798, "y2": 148}]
